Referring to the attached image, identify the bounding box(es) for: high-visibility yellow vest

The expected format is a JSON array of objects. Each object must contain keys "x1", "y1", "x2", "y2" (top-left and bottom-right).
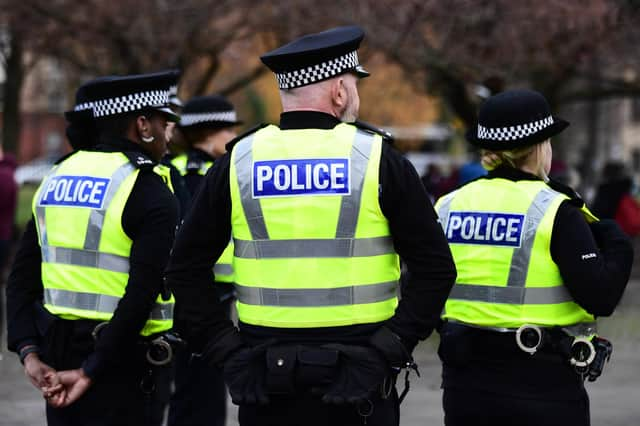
[
  {"x1": 229, "y1": 123, "x2": 400, "y2": 328},
  {"x1": 435, "y1": 178, "x2": 597, "y2": 330},
  {"x1": 170, "y1": 152, "x2": 213, "y2": 177},
  {"x1": 32, "y1": 151, "x2": 174, "y2": 336},
  {"x1": 171, "y1": 150, "x2": 234, "y2": 283}
]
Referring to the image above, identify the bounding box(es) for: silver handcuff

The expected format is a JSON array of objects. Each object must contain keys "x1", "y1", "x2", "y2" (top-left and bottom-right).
[{"x1": 515, "y1": 324, "x2": 596, "y2": 367}]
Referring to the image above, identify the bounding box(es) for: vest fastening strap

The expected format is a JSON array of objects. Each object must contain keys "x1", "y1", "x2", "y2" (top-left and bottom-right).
[
  {"x1": 84, "y1": 163, "x2": 137, "y2": 250},
  {"x1": 448, "y1": 283, "x2": 573, "y2": 304},
  {"x1": 214, "y1": 263, "x2": 233, "y2": 275},
  {"x1": 44, "y1": 288, "x2": 173, "y2": 320},
  {"x1": 42, "y1": 246, "x2": 129, "y2": 273},
  {"x1": 233, "y1": 236, "x2": 394, "y2": 258},
  {"x1": 507, "y1": 188, "x2": 563, "y2": 287},
  {"x1": 235, "y1": 281, "x2": 397, "y2": 307},
  {"x1": 234, "y1": 134, "x2": 270, "y2": 240}
]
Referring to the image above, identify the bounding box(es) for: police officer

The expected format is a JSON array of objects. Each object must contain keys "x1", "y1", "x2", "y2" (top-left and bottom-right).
[
  {"x1": 168, "y1": 95, "x2": 242, "y2": 426},
  {"x1": 434, "y1": 90, "x2": 633, "y2": 426},
  {"x1": 6, "y1": 70, "x2": 180, "y2": 425},
  {"x1": 165, "y1": 26, "x2": 456, "y2": 426}
]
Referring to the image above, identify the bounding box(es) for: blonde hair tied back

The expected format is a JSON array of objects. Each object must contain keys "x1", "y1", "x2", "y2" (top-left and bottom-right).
[{"x1": 480, "y1": 142, "x2": 549, "y2": 181}]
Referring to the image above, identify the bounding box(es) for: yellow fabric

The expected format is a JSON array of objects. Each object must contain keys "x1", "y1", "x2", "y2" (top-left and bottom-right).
[
  {"x1": 229, "y1": 123, "x2": 400, "y2": 328},
  {"x1": 435, "y1": 178, "x2": 594, "y2": 328},
  {"x1": 33, "y1": 151, "x2": 173, "y2": 336}
]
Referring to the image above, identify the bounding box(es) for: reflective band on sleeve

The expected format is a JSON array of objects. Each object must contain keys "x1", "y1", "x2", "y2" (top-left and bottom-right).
[
  {"x1": 84, "y1": 163, "x2": 137, "y2": 250},
  {"x1": 335, "y1": 130, "x2": 374, "y2": 238},
  {"x1": 233, "y1": 135, "x2": 270, "y2": 240},
  {"x1": 448, "y1": 283, "x2": 573, "y2": 304},
  {"x1": 41, "y1": 246, "x2": 130, "y2": 273},
  {"x1": 506, "y1": 188, "x2": 563, "y2": 287},
  {"x1": 233, "y1": 236, "x2": 394, "y2": 258},
  {"x1": 214, "y1": 263, "x2": 233, "y2": 275},
  {"x1": 44, "y1": 288, "x2": 173, "y2": 320},
  {"x1": 234, "y1": 281, "x2": 397, "y2": 307}
]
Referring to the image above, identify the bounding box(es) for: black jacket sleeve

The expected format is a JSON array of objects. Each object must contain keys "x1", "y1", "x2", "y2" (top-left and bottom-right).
[
  {"x1": 164, "y1": 154, "x2": 236, "y2": 352},
  {"x1": 6, "y1": 219, "x2": 43, "y2": 353},
  {"x1": 379, "y1": 144, "x2": 457, "y2": 350},
  {"x1": 550, "y1": 202, "x2": 633, "y2": 317},
  {"x1": 82, "y1": 170, "x2": 179, "y2": 378}
]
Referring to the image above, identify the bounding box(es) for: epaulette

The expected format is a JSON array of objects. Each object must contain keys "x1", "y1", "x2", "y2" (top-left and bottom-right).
[
  {"x1": 353, "y1": 120, "x2": 395, "y2": 145},
  {"x1": 547, "y1": 178, "x2": 585, "y2": 208},
  {"x1": 225, "y1": 123, "x2": 270, "y2": 152},
  {"x1": 122, "y1": 151, "x2": 156, "y2": 170}
]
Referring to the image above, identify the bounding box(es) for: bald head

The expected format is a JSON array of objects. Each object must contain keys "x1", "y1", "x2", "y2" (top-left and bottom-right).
[{"x1": 280, "y1": 74, "x2": 360, "y2": 122}]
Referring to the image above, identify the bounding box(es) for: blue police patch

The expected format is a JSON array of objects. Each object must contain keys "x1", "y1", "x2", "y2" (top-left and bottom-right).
[
  {"x1": 253, "y1": 158, "x2": 350, "y2": 198},
  {"x1": 446, "y1": 211, "x2": 525, "y2": 247},
  {"x1": 38, "y1": 176, "x2": 111, "y2": 209}
]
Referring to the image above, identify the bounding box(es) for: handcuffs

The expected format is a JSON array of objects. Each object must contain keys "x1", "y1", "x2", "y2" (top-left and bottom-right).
[{"x1": 515, "y1": 324, "x2": 612, "y2": 381}]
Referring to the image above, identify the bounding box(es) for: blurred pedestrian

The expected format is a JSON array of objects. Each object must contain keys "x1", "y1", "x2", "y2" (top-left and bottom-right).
[
  {"x1": 168, "y1": 95, "x2": 242, "y2": 426},
  {"x1": 6, "y1": 70, "x2": 180, "y2": 425},
  {"x1": 0, "y1": 145, "x2": 18, "y2": 275},
  {"x1": 165, "y1": 25, "x2": 456, "y2": 426},
  {"x1": 591, "y1": 161, "x2": 640, "y2": 237},
  {"x1": 457, "y1": 148, "x2": 487, "y2": 186},
  {"x1": 434, "y1": 89, "x2": 633, "y2": 426}
]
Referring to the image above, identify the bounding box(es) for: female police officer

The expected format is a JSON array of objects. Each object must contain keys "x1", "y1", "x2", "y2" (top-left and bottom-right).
[{"x1": 434, "y1": 89, "x2": 633, "y2": 426}]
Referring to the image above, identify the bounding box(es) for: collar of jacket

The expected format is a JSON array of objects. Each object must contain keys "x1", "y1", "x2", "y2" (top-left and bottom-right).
[{"x1": 279, "y1": 111, "x2": 342, "y2": 130}]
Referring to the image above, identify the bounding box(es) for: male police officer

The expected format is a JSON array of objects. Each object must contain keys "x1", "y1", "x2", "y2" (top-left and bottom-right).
[
  {"x1": 6, "y1": 71, "x2": 180, "y2": 425},
  {"x1": 165, "y1": 26, "x2": 456, "y2": 426},
  {"x1": 168, "y1": 95, "x2": 242, "y2": 426}
]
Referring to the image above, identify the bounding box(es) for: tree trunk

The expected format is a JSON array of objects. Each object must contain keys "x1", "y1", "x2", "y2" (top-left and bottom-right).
[{"x1": 2, "y1": 30, "x2": 24, "y2": 158}]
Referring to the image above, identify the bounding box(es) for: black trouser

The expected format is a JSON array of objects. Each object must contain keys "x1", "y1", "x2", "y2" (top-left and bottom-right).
[
  {"x1": 443, "y1": 387, "x2": 590, "y2": 426},
  {"x1": 168, "y1": 297, "x2": 232, "y2": 426},
  {"x1": 38, "y1": 313, "x2": 170, "y2": 426},
  {"x1": 239, "y1": 389, "x2": 399, "y2": 426}
]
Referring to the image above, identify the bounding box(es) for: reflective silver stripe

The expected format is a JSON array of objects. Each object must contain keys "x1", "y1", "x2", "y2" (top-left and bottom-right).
[
  {"x1": 234, "y1": 134, "x2": 269, "y2": 239},
  {"x1": 214, "y1": 263, "x2": 233, "y2": 275},
  {"x1": 35, "y1": 166, "x2": 61, "y2": 247},
  {"x1": 41, "y1": 246, "x2": 130, "y2": 273},
  {"x1": 234, "y1": 281, "x2": 397, "y2": 307},
  {"x1": 436, "y1": 193, "x2": 456, "y2": 233},
  {"x1": 507, "y1": 188, "x2": 563, "y2": 287},
  {"x1": 336, "y1": 130, "x2": 374, "y2": 238},
  {"x1": 448, "y1": 283, "x2": 573, "y2": 304},
  {"x1": 44, "y1": 288, "x2": 173, "y2": 320},
  {"x1": 84, "y1": 162, "x2": 137, "y2": 250},
  {"x1": 234, "y1": 236, "x2": 394, "y2": 258}
]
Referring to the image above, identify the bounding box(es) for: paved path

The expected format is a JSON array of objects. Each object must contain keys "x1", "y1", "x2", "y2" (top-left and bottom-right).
[{"x1": 2, "y1": 281, "x2": 639, "y2": 425}]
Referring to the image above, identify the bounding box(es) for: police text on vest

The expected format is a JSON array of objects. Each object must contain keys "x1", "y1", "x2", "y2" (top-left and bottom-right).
[
  {"x1": 39, "y1": 175, "x2": 111, "y2": 209},
  {"x1": 253, "y1": 159, "x2": 350, "y2": 197},
  {"x1": 446, "y1": 211, "x2": 525, "y2": 247}
]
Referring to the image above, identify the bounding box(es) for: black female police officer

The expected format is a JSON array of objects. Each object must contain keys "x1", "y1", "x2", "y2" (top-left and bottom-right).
[
  {"x1": 434, "y1": 90, "x2": 633, "y2": 426},
  {"x1": 165, "y1": 26, "x2": 457, "y2": 426}
]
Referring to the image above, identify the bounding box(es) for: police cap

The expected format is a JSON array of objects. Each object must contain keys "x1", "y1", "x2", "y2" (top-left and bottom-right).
[
  {"x1": 260, "y1": 25, "x2": 369, "y2": 90},
  {"x1": 80, "y1": 70, "x2": 180, "y2": 122},
  {"x1": 178, "y1": 95, "x2": 242, "y2": 129}
]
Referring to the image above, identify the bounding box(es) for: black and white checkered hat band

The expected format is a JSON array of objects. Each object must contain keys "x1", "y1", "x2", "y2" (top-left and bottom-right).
[
  {"x1": 90, "y1": 90, "x2": 169, "y2": 117},
  {"x1": 477, "y1": 116, "x2": 554, "y2": 141},
  {"x1": 180, "y1": 111, "x2": 237, "y2": 126},
  {"x1": 276, "y1": 51, "x2": 359, "y2": 89},
  {"x1": 73, "y1": 102, "x2": 93, "y2": 112}
]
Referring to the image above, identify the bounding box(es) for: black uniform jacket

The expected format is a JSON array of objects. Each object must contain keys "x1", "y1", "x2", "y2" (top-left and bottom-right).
[
  {"x1": 181, "y1": 147, "x2": 216, "y2": 197},
  {"x1": 165, "y1": 111, "x2": 457, "y2": 353},
  {"x1": 440, "y1": 166, "x2": 633, "y2": 399},
  {"x1": 6, "y1": 136, "x2": 179, "y2": 378}
]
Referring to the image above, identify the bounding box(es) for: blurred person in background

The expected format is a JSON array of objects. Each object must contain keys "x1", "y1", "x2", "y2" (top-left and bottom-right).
[
  {"x1": 168, "y1": 94, "x2": 242, "y2": 426},
  {"x1": 591, "y1": 161, "x2": 640, "y2": 238},
  {"x1": 457, "y1": 148, "x2": 487, "y2": 186},
  {"x1": 0, "y1": 145, "x2": 18, "y2": 275},
  {"x1": 435, "y1": 90, "x2": 633, "y2": 426}
]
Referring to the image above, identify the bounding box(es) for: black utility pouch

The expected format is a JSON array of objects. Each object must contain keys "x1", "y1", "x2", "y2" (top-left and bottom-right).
[
  {"x1": 265, "y1": 346, "x2": 298, "y2": 395},
  {"x1": 296, "y1": 346, "x2": 339, "y2": 389}
]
